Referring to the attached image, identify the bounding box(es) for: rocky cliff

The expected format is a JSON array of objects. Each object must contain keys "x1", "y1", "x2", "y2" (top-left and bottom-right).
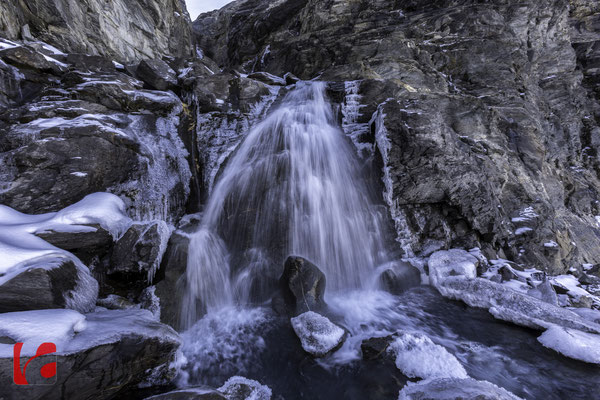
[
  {"x1": 0, "y1": 0, "x2": 194, "y2": 62},
  {"x1": 195, "y1": 0, "x2": 600, "y2": 274}
]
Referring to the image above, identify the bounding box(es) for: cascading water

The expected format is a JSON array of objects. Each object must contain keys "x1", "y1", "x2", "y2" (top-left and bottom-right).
[
  {"x1": 182, "y1": 81, "x2": 393, "y2": 328},
  {"x1": 179, "y1": 81, "x2": 600, "y2": 400}
]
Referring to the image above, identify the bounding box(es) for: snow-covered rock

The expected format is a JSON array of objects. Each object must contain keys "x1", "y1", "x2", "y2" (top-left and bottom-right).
[
  {"x1": 218, "y1": 376, "x2": 272, "y2": 400},
  {"x1": 538, "y1": 325, "x2": 600, "y2": 365},
  {"x1": 290, "y1": 311, "x2": 345, "y2": 357},
  {"x1": 397, "y1": 377, "x2": 523, "y2": 400},
  {"x1": 428, "y1": 249, "x2": 478, "y2": 288},
  {"x1": 0, "y1": 308, "x2": 181, "y2": 399},
  {"x1": 387, "y1": 331, "x2": 468, "y2": 380},
  {"x1": 437, "y1": 277, "x2": 600, "y2": 333}
]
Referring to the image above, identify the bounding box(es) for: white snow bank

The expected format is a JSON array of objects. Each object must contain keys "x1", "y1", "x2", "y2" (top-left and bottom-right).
[
  {"x1": 388, "y1": 331, "x2": 468, "y2": 380},
  {"x1": 538, "y1": 326, "x2": 600, "y2": 364},
  {"x1": 398, "y1": 377, "x2": 523, "y2": 400},
  {"x1": 0, "y1": 308, "x2": 180, "y2": 358},
  {"x1": 0, "y1": 192, "x2": 131, "y2": 275},
  {"x1": 437, "y1": 277, "x2": 600, "y2": 333},
  {"x1": 428, "y1": 249, "x2": 478, "y2": 288},
  {"x1": 551, "y1": 275, "x2": 593, "y2": 300},
  {"x1": 291, "y1": 311, "x2": 345, "y2": 357},
  {"x1": 218, "y1": 376, "x2": 272, "y2": 400}
]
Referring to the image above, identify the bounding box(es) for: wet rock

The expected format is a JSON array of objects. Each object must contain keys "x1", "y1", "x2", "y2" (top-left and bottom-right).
[
  {"x1": 137, "y1": 59, "x2": 178, "y2": 91},
  {"x1": 283, "y1": 72, "x2": 300, "y2": 85},
  {"x1": 108, "y1": 221, "x2": 170, "y2": 296},
  {"x1": 378, "y1": 261, "x2": 422, "y2": 295},
  {"x1": 361, "y1": 334, "x2": 396, "y2": 360},
  {"x1": 154, "y1": 229, "x2": 191, "y2": 330},
  {"x1": 398, "y1": 377, "x2": 523, "y2": 400},
  {"x1": 290, "y1": 311, "x2": 346, "y2": 357},
  {"x1": 274, "y1": 256, "x2": 326, "y2": 316},
  {"x1": 0, "y1": 308, "x2": 181, "y2": 400},
  {"x1": 217, "y1": 376, "x2": 272, "y2": 400},
  {"x1": 0, "y1": 258, "x2": 98, "y2": 313}
]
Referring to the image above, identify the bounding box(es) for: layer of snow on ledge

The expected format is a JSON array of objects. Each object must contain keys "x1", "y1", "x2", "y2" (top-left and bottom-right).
[
  {"x1": 218, "y1": 376, "x2": 272, "y2": 400},
  {"x1": 428, "y1": 249, "x2": 478, "y2": 288},
  {"x1": 388, "y1": 331, "x2": 468, "y2": 380},
  {"x1": 398, "y1": 377, "x2": 523, "y2": 400},
  {"x1": 538, "y1": 325, "x2": 600, "y2": 364},
  {"x1": 0, "y1": 192, "x2": 131, "y2": 276},
  {"x1": 291, "y1": 311, "x2": 345, "y2": 357},
  {"x1": 0, "y1": 308, "x2": 180, "y2": 358}
]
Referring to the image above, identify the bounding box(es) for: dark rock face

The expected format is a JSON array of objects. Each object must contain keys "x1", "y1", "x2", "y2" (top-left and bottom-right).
[
  {"x1": 274, "y1": 256, "x2": 326, "y2": 316},
  {"x1": 146, "y1": 388, "x2": 227, "y2": 400},
  {"x1": 35, "y1": 224, "x2": 113, "y2": 266},
  {"x1": 195, "y1": 0, "x2": 600, "y2": 274},
  {"x1": 137, "y1": 59, "x2": 178, "y2": 91},
  {"x1": 108, "y1": 221, "x2": 170, "y2": 296},
  {"x1": 0, "y1": 43, "x2": 192, "y2": 220},
  {"x1": 361, "y1": 334, "x2": 396, "y2": 361},
  {"x1": 0, "y1": 259, "x2": 97, "y2": 313},
  {"x1": 378, "y1": 261, "x2": 422, "y2": 295},
  {"x1": 0, "y1": 0, "x2": 194, "y2": 63}
]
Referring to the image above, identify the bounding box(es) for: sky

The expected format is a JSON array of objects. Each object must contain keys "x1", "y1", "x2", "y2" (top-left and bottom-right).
[{"x1": 185, "y1": 0, "x2": 234, "y2": 19}]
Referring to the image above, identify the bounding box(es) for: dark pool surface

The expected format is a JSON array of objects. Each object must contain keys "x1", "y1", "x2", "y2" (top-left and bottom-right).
[{"x1": 182, "y1": 286, "x2": 600, "y2": 400}]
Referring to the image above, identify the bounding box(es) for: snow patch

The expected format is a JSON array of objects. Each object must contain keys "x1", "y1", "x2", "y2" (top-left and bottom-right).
[
  {"x1": 538, "y1": 325, "x2": 600, "y2": 364},
  {"x1": 291, "y1": 311, "x2": 345, "y2": 357},
  {"x1": 388, "y1": 331, "x2": 468, "y2": 379},
  {"x1": 218, "y1": 376, "x2": 272, "y2": 400}
]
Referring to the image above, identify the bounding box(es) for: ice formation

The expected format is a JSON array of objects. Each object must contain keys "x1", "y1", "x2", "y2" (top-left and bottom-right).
[{"x1": 290, "y1": 311, "x2": 346, "y2": 357}]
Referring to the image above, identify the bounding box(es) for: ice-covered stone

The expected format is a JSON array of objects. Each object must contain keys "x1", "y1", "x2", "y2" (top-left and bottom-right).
[
  {"x1": 428, "y1": 249, "x2": 478, "y2": 288},
  {"x1": 218, "y1": 376, "x2": 272, "y2": 400},
  {"x1": 290, "y1": 311, "x2": 345, "y2": 357},
  {"x1": 388, "y1": 331, "x2": 468, "y2": 380},
  {"x1": 538, "y1": 325, "x2": 600, "y2": 365},
  {"x1": 437, "y1": 277, "x2": 600, "y2": 333},
  {"x1": 397, "y1": 377, "x2": 523, "y2": 400}
]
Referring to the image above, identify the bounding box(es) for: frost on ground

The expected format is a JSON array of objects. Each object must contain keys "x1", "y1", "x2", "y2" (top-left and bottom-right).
[
  {"x1": 538, "y1": 325, "x2": 600, "y2": 365},
  {"x1": 0, "y1": 308, "x2": 180, "y2": 358},
  {"x1": 397, "y1": 377, "x2": 523, "y2": 400},
  {"x1": 387, "y1": 331, "x2": 468, "y2": 380},
  {"x1": 218, "y1": 376, "x2": 272, "y2": 400},
  {"x1": 428, "y1": 249, "x2": 478, "y2": 288},
  {"x1": 290, "y1": 311, "x2": 346, "y2": 357}
]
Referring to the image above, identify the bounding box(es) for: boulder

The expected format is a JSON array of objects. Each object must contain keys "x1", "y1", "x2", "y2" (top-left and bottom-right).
[
  {"x1": 527, "y1": 280, "x2": 559, "y2": 306},
  {"x1": 397, "y1": 377, "x2": 523, "y2": 400},
  {"x1": 0, "y1": 308, "x2": 181, "y2": 400},
  {"x1": 0, "y1": 258, "x2": 98, "y2": 314},
  {"x1": 0, "y1": 46, "x2": 65, "y2": 75},
  {"x1": 217, "y1": 376, "x2": 272, "y2": 400},
  {"x1": 428, "y1": 250, "x2": 478, "y2": 289},
  {"x1": 64, "y1": 53, "x2": 115, "y2": 72},
  {"x1": 361, "y1": 334, "x2": 396, "y2": 361},
  {"x1": 290, "y1": 311, "x2": 345, "y2": 357},
  {"x1": 108, "y1": 221, "x2": 170, "y2": 295},
  {"x1": 378, "y1": 261, "x2": 421, "y2": 294},
  {"x1": 137, "y1": 59, "x2": 178, "y2": 91},
  {"x1": 273, "y1": 256, "x2": 326, "y2": 316}
]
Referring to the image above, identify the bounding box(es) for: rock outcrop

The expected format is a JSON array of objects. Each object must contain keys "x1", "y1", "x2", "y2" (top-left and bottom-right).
[
  {"x1": 0, "y1": 0, "x2": 194, "y2": 63},
  {"x1": 194, "y1": 0, "x2": 600, "y2": 275}
]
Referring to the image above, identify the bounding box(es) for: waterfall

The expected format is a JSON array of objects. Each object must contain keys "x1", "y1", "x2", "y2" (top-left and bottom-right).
[{"x1": 182, "y1": 81, "x2": 392, "y2": 328}]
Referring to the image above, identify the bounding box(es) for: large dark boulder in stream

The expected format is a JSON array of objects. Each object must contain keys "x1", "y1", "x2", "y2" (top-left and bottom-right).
[{"x1": 272, "y1": 256, "x2": 326, "y2": 316}]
